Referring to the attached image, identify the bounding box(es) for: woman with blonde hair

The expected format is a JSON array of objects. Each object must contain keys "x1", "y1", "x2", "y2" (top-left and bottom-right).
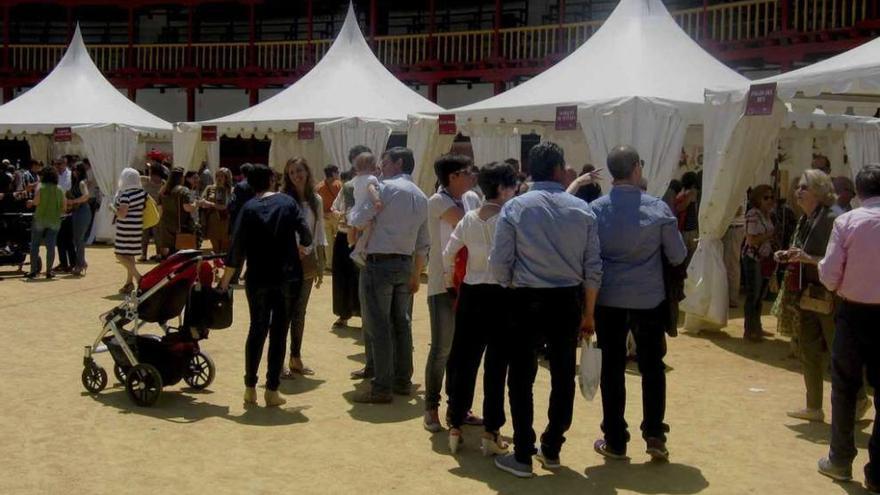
[
  {"x1": 281, "y1": 157, "x2": 327, "y2": 378},
  {"x1": 742, "y1": 184, "x2": 775, "y2": 341},
  {"x1": 200, "y1": 167, "x2": 233, "y2": 253},
  {"x1": 114, "y1": 168, "x2": 148, "y2": 293},
  {"x1": 777, "y1": 170, "x2": 867, "y2": 421}
]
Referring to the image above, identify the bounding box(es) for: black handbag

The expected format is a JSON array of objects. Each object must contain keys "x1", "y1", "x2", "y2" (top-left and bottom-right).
[{"x1": 185, "y1": 287, "x2": 234, "y2": 330}]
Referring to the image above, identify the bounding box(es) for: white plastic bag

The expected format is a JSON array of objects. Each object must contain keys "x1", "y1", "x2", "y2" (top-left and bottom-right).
[{"x1": 579, "y1": 336, "x2": 602, "y2": 401}]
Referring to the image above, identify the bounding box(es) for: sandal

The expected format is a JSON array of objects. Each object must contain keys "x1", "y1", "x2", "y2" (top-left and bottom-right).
[
  {"x1": 290, "y1": 366, "x2": 315, "y2": 376},
  {"x1": 280, "y1": 369, "x2": 297, "y2": 380}
]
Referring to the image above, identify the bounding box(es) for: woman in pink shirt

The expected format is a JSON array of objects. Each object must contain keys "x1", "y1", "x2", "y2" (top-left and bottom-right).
[{"x1": 815, "y1": 164, "x2": 880, "y2": 491}]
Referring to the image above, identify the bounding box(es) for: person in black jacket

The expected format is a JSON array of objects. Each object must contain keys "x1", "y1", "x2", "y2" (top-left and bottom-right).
[
  {"x1": 227, "y1": 163, "x2": 255, "y2": 284},
  {"x1": 219, "y1": 164, "x2": 313, "y2": 408}
]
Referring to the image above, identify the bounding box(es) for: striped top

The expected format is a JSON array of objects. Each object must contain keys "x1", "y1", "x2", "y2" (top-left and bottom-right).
[{"x1": 114, "y1": 188, "x2": 147, "y2": 255}]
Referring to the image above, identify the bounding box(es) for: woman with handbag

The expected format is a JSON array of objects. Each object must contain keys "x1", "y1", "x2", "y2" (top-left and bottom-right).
[
  {"x1": 113, "y1": 168, "x2": 147, "y2": 293},
  {"x1": 742, "y1": 184, "x2": 776, "y2": 341},
  {"x1": 777, "y1": 170, "x2": 866, "y2": 422},
  {"x1": 158, "y1": 167, "x2": 196, "y2": 258},
  {"x1": 200, "y1": 168, "x2": 233, "y2": 254},
  {"x1": 281, "y1": 157, "x2": 327, "y2": 378}
]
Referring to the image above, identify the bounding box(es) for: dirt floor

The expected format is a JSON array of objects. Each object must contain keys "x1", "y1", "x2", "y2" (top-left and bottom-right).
[{"x1": 0, "y1": 246, "x2": 875, "y2": 494}]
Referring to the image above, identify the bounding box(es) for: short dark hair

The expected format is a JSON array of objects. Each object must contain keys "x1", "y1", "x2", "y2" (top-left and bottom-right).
[
  {"x1": 855, "y1": 164, "x2": 880, "y2": 198},
  {"x1": 478, "y1": 162, "x2": 518, "y2": 200},
  {"x1": 40, "y1": 166, "x2": 58, "y2": 184},
  {"x1": 667, "y1": 179, "x2": 683, "y2": 194},
  {"x1": 681, "y1": 171, "x2": 699, "y2": 190},
  {"x1": 385, "y1": 147, "x2": 415, "y2": 174},
  {"x1": 348, "y1": 145, "x2": 372, "y2": 164},
  {"x1": 323, "y1": 164, "x2": 339, "y2": 178},
  {"x1": 503, "y1": 158, "x2": 521, "y2": 173},
  {"x1": 434, "y1": 154, "x2": 471, "y2": 187},
  {"x1": 528, "y1": 142, "x2": 565, "y2": 182},
  {"x1": 581, "y1": 164, "x2": 595, "y2": 175},
  {"x1": 340, "y1": 170, "x2": 354, "y2": 182},
  {"x1": 248, "y1": 163, "x2": 273, "y2": 193},
  {"x1": 240, "y1": 162, "x2": 254, "y2": 179},
  {"x1": 607, "y1": 145, "x2": 641, "y2": 180}
]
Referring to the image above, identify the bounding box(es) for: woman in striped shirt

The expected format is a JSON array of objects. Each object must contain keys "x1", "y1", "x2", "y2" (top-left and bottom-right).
[{"x1": 114, "y1": 168, "x2": 146, "y2": 294}]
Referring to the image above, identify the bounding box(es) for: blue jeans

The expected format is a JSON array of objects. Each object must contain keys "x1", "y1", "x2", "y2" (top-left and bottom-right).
[
  {"x1": 359, "y1": 256, "x2": 414, "y2": 394},
  {"x1": 71, "y1": 206, "x2": 92, "y2": 268},
  {"x1": 425, "y1": 292, "x2": 456, "y2": 410},
  {"x1": 29, "y1": 223, "x2": 58, "y2": 275}
]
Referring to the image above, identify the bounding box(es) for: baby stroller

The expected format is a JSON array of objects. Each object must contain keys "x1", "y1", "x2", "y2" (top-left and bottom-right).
[
  {"x1": 0, "y1": 212, "x2": 32, "y2": 273},
  {"x1": 81, "y1": 250, "x2": 233, "y2": 406}
]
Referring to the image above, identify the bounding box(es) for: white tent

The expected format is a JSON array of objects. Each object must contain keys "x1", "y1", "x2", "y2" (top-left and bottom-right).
[
  {"x1": 410, "y1": 0, "x2": 748, "y2": 197},
  {"x1": 174, "y1": 3, "x2": 444, "y2": 173},
  {"x1": 0, "y1": 25, "x2": 172, "y2": 241},
  {"x1": 682, "y1": 37, "x2": 880, "y2": 327}
]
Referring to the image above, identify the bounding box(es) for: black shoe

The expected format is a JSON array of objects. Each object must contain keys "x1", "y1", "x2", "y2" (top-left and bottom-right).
[
  {"x1": 24, "y1": 272, "x2": 37, "y2": 280},
  {"x1": 350, "y1": 367, "x2": 373, "y2": 380},
  {"x1": 594, "y1": 439, "x2": 629, "y2": 460},
  {"x1": 352, "y1": 389, "x2": 392, "y2": 404},
  {"x1": 45, "y1": 271, "x2": 55, "y2": 280},
  {"x1": 392, "y1": 385, "x2": 411, "y2": 396},
  {"x1": 646, "y1": 437, "x2": 669, "y2": 462}
]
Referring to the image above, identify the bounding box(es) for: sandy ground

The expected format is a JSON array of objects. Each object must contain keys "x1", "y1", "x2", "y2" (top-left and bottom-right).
[{"x1": 0, "y1": 246, "x2": 875, "y2": 495}]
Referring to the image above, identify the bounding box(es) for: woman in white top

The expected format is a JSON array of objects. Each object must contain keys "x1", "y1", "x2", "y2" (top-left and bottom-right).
[
  {"x1": 281, "y1": 157, "x2": 327, "y2": 378},
  {"x1": 443, "y1": 161, "x2": 519, "y2": 456}
]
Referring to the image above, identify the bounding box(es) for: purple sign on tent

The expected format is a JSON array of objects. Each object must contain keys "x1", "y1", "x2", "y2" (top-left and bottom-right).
[
  {"x1": 745, "y1": 83, "x2": 777, "y2": 116},
  {"x1": 555, "y1": 106, "x2": 578, "y2": 130}
]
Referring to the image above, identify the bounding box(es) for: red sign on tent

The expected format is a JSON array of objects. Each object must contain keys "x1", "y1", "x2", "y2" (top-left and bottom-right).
[
  {"x1": 438, "y1": 114, "x2": 456, "y2": 135},
  {"x1": 201, "y1": 126, "x2": 218, "y2": 142},
  {"x1": 53, "y1": 127, "x2": 72, "y2": 142},
  {"x1": 298, "y1": 122, "x2": 315, "y2": 140},
  {"x1": 555, "y1": 106, "x2": 578, "y2": 130},
  {"x1": 745, "y1": 83, "x2": 777, "y2": 116}
]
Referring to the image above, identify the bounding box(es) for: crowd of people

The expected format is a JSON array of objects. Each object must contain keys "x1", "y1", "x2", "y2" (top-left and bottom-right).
[{"x1": 3, "y1": 140, "x2": 879, "y2": 490}]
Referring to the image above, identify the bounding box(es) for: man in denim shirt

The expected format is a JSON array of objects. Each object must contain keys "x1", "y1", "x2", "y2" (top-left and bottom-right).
[
  {"x1": 590, "y1": 145, "x2": 687, "y2": 463},
  {"x1": 349, "y1": 147, "x2": 429, "y2": 404},
  {"x1": 490, "y1": 142, "x2": 602, "y2": 477}
]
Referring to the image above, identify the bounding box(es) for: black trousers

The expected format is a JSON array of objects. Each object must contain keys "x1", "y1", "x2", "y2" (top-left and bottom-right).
[
  {"x1": 446, "y1": 283, "x2": 510, "y2": 432},
  {"x1": 56, "y1": 215, "x2": 75, "y2": 269},
  {"x1": 508, "y1": 286, "x2": 582, "y2": 464},
  {"x1": 244, "y1": 282, "x2": 300, "y2": 391},
  {"x1": 595, "y1": 303, "x2": 669, "y2": 452},
  {"x1": 830, "y1": 300, "x2": 880, "y2": 484},
  {"x1": 332, "y1": 231, "x2": 360, "y2": 319}
]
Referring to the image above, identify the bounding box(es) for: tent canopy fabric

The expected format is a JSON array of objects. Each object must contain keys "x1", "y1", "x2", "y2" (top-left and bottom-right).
[
  {"x1": 448, "y1": 0, "x2": 748, "y2": 124},
  {"x1": 0, "y1": 26, "x2": 171, "y2": 137},
  {"x1": 200, "y1": 3, "x2": 443, "y2": 136},
  {"x1": 684, "y1": 37, "x2": 880, "y2": 329}
]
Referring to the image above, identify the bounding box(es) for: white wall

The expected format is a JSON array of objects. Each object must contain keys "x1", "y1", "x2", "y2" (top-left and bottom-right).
[
  {"x1": 137, "y1": 88, "x2": 187, "y2": 123},
  {"x1": 437, "y1": 83, "x2": 495, "y2": 109},
  {"x1": 196, "y1": 89, "x2": 249, "y2": 121}
]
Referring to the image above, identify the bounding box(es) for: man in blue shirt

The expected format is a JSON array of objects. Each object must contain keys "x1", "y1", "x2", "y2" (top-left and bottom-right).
[
  {"x1": 350, "y1": 147, "x2": 429, "y2": 404},
  {"x1": 590, "y1": 145, "x2": 687, "y2": 463},
  {"x1": 489, "y1": 142, "x2": 602, "y2": 478}
]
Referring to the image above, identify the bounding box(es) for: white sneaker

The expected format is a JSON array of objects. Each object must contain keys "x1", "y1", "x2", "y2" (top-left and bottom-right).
[{"x1": 787, "y1": 408, "x2": 825, "y2": 422}]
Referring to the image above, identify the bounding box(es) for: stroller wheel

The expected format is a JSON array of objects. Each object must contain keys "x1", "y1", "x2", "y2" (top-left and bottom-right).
[
  {"x1": 183, "y1": 351, "x2": 216, "y2": 390},
  {"x1": 125, "y1": 364, "x2": 163, "y2": 407},
  {"x1": 113, "y1": 364, "x2": 128, "y2": 385},
  {"x1": 81, "y1": 365, "x2": 108, "y2": 394}
]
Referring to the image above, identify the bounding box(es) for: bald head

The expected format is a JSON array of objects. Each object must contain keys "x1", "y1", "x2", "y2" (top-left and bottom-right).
[{"x1": 607, "y1": 145, "x2": 641, "y2": 181}]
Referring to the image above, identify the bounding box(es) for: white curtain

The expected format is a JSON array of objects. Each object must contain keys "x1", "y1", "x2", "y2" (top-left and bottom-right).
[
  {"x1": 578, "y1": 97, "x2": 687, "y2": 197},
  {"x1": 77, "y1": 125, "x2": 141, "y2": 242},
  {"x1": 25, "y1": 135, "x2": 52, "y2": 165},
  {"x1": 845, "y1": 125, "x2": 880, "y2": 179},
  {"x1": 171, "y1": 124, "x2": 203, "y2": 171},
  {"x1": 541, "y1": 127, "x2": 592, "y2": 169},
  {"x1": 469, "y1": 128, "x2": 522, "y2": 168},
  {"x1": 408, "y1": 115, "x2": 456, "y2": 195},
  {"x1": 318, "y1": 118, "x2": 393, "y2": 173},
  {"x1": 681, "y1": 95, "x2": 786, "y2": 327},
  {"x1": 268, "y1": 132, "x2": 328, "y2": 173},
  {"x1": 206, "y1": 140, "x2": 220, "y2": 172}
]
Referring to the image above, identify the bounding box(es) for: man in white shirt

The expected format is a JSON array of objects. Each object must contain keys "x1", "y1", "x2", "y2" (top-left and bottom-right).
[{"x1": 423, "y1": 154, "x2": 481, "y2": 432}]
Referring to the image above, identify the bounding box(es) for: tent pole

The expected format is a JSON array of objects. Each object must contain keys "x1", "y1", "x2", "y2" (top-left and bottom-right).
[
  {"x1": 187, "y1": 87, "x2": 196, "y2": 122},
  {"x1": 249, "y1": 88, "x2": 259, "y2": 107},
  {"x1": 428, "y1": 82, "x2": 438, "y2": 103},
  {"x1": 128, "y1": 87, "x2": 137, "y2": 102}
]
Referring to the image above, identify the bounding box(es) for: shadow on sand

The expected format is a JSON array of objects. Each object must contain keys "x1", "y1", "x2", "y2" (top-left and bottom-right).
[
  {"x1": 343, "y1": 381, "x2": 425, "y2": 424},
  {"x1": 425, "y1": 428, "x2": 709, "y2": 495}
]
